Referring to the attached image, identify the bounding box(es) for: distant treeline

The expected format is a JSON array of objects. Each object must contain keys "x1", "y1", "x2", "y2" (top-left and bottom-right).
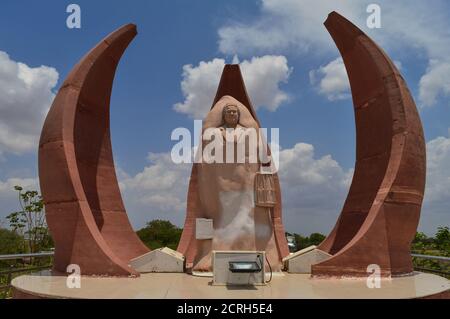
[{"x1": 1, "y1": 219, "x2": 449, "y2": 256}]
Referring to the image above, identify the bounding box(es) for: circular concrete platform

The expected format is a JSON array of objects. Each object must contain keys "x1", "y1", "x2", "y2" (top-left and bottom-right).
[{"x1": 11, "y1": 270, "x2": 449, "y2": 299}]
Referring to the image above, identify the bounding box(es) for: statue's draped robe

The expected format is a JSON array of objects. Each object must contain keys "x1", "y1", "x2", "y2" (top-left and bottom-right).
[{"x1": 192, "y1": 96, "x2": 282, "y2": 272}]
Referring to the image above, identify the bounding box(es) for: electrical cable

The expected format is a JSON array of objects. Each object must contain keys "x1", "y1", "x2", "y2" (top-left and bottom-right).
[{"x1": 265, "y1": 254, "x2": 272, "y2": 283}]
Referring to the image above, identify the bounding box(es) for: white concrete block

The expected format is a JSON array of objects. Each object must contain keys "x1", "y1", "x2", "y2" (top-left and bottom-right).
[
  {"x1": 196, "y1": 218, "x2": 214, "y2": 240},
  {"x1": 129, "y1": 247, "x2": 185, "y2": 273},
  {"x1": 283, "y1": 246, "x2": 332, "y2": 274}
]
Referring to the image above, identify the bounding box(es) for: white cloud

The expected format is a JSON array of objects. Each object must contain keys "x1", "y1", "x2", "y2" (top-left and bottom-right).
[
  {"x1": 218, "y1": 0, "x2": 450, "y2": 107},
  {"x1": 119, "y1": 152, "x2": 191, "y2": 228},
  {"x1": 419, "y1": 61, "x2": 450, "y2": 107},
  {"x1": 218, "y1": 0, "x2": 450, "y2": 57},
  {"x1": 379, "y1": 1, "x2": 450, "y2": 107},
  {"x1": 0, "y1": 177, "x2": 39, "y2": 226},
  {"x1": 309, "y1": 57, "x2": 403, "y2": 102},
  {"x1": 173, "y1": 55, "x2": 292, "y2": 118},
  {"x1": 120, "y1": 133, "x2": 450, "y2": 236},
  {"x1": 2, "y1": 131, "x2": 446, "y2": 236},
  {"x1": 218, "y1": 0, "x2": 364, "y2": 56},
  {"x1": 0, "y1": 51, "x2": 58, "y2": 155},
  {"x1": 309, "y1": 57, "x2": 350, "y2": 101},
  {"x1": 119, "y1": 142, "x2": 353, "y2": 235},
  {"x1": 419, "y1": 130, "x2": 450, "y2": 234},
  {"x1": 0, "y1": 177, "x2": 38, "y2": 194},
  {"x1": 423, "y1": 130, "x2": 450, "y2": 204},
  {"x1": 278, "y1": 143, "x2": 352, "y2": 235},
  {"x1": 278, "y1": 135, "x2": 450, "y2": 236},
  {"x1": 173, "y1": 58, "x2": 225, "y2": 119},
  {"x1": 240, "y1": 55, "x2": 292, "y2": 111}
]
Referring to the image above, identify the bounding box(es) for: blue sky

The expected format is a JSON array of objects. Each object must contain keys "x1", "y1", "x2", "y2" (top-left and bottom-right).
[{"x1": 0, "y1": 0, "x2": 449, "y2": 236}]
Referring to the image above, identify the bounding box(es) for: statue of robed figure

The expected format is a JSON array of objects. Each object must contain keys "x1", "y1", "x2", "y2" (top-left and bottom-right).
[{"x1": 177, "y1": 65, "x2": 289, "y2": 273}]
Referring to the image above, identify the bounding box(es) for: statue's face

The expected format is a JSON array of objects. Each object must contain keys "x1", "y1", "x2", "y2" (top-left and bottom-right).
[{"x1": 223, "y1": 105, "x2": 239, "y2": 127}]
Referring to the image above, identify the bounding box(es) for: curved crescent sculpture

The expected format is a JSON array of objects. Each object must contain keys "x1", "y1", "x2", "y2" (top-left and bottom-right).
[
  {"x1": 39, "y1": 24, "x2": 149, "y2": 276},
  {"x1": 177, "y1": 65, "x2": 290, "y2": 270},
  {"x1": 312, "y1": 12, "x2": 426, "y2": 277}
]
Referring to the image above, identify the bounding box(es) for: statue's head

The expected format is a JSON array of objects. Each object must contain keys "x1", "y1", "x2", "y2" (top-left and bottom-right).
[{"x1": 222, "y1": 104, "x2": 240, "y2": 128}]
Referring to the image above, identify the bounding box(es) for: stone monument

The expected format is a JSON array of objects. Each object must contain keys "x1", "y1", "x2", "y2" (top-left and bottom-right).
[
  {"x1": 39, "y1": 24, "x2": 149, "y2": 277},
  {"x1": 312, "y1": 12, "x2": 426, "y2": 277},
  {"x1": 177, "y1": 65, "x2": 290, "y2": 272},
  {"x1": 37, "y1": 12, "x2": 427, "y2": 280}
]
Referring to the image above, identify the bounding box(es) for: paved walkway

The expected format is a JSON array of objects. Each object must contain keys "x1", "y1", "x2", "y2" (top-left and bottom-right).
[{"x1": 11, "y1": 270, "x2": 449, "y2": 299}]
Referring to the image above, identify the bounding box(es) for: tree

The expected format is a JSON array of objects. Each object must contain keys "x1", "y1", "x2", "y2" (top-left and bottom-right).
[
  {"x1": 0, "y1": 228, "x2": 24, "y2": 255},
  {"x1": 292, "y1": 232, "x2": 326, "y2": 250},
  {"x1": 136, "y1": 220, "x2": 182, "y2": 250},
  {"x1": 5, "y1": 186, "x2": 53, "y2": 253},
  {"x1": 411, "y1": 231, "x2": 433, "y2": 252},
  {"x1": 413, "y1": 232, "x2": 428, "y2": 243},
  {"x1": 309, "y1": 233, "x2": 326, "y2": 246},
  {"x1": 435, "y1": 226, "x2": 450, "y2": 255},
  {"x1": 0, "y1": 228, "x2": 26, "y2": 270},
  {"x1": 293, "y1": 233, "x2": 306, "y2": 250}
]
